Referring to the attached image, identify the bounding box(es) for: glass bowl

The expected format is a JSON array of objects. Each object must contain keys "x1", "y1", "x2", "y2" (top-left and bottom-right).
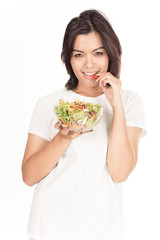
[{"x1": 54, "y1": 99, "x2": 103, "y2": 132}]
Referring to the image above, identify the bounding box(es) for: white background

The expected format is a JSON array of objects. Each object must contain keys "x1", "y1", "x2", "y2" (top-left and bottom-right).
[{"x1": 0, "y1": 0, "x2": 159, "y2": 239}]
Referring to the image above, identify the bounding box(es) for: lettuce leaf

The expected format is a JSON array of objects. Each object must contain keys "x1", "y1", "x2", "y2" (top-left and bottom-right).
[{"x1": 55, "y1": 100, "x2": 102, "y2": 127}]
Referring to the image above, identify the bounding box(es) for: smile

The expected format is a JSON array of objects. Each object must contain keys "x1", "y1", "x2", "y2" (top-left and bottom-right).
[{"x1": 83, "y1": 71, "x2": 98, "y2": 76}]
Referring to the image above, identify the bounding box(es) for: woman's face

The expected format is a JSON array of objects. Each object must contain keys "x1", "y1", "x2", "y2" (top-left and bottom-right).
[{"x1": 70, "y1": 31, "x2": 109, "y2": 89}]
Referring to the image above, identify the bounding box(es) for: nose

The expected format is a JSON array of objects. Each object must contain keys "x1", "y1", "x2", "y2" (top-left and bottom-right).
[{"x1": 84, "y1": 55, "x2": 95, "y2": 68}]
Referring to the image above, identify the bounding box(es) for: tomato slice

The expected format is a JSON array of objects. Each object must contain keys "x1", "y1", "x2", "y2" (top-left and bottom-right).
[{"x1": 93, "y1": 75, "x2": 98, "y2": 80}]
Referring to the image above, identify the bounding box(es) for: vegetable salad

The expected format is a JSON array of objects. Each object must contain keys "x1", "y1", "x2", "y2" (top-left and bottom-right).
[{"x1": 55, "y1": 99, "x2": 103, "y2": 131}]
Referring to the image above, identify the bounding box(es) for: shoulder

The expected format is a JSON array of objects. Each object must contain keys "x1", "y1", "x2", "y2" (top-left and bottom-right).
[
  {"x1": 32, "y1": 88, "x2": 70, "y2": 123},
  {"x1": 121, "y1": 89, "x2": 142, "y2": 107},
  {"x1": 36, "y1": 87, "x2": 68, "y2": 109},
  {"x1": 40, "y1": 87, "x2": 67, "y2": 103}
]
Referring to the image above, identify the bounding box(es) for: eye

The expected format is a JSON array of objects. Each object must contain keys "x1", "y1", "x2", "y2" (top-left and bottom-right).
[
  {"x1": 94, "y1": 51, "x2": 104, "y2": 56},
  {"x1": 74, "y1": 53, "x2": 83, "y2": 57}
]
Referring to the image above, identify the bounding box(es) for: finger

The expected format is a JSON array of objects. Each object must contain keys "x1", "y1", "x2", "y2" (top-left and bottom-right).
[
  {"x1": 55, "y1": 121, "x2": 66, "y2": 132},
  {"x1": 104, "y1": 73, "x2": 121, "y2": 85},
  {"x1": 102, "y1": 79, "x2": 112, "y2": 87},
  {"x1": 67, "y1": 129, "x2": 93, "y2": 139},
  {"x1": 60, "y1": 126, "x2": 70, "y2": 135},
  {"x1": 94, "y1": 75, "x2": 110, "y2": 84},
  {"x1": 84, "y1": 129, "x2": 93, "y2": 134},
  {"x1": 66, "y1": 131, "x2": 81, "y2": 139},
  {"x1": 98, "y1": 75, "x2": 120, "y2": 88},
  {"x1": 98, "y1": 78, "x2": 111, "y2": 88},
  {"x1": 94, "y1": 75, "x2": 102, "y2": 83},
  {"x1": 54, "y1": 121, "x2": 61, "y2": 129},
  {"x1": 95, "y1": 72, "x2": 119, "y2": 83},
  {"x1": 94, "y1": 72, "x2": 110, "y2": 81},
  {"x1": 78, "y1": 129, "x2": 93, "y2": 134}
]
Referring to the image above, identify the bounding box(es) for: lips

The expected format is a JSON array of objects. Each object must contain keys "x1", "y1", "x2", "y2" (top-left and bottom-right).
[{"x1": 83, "y1": 71, "x2": 99, "y2": 78}]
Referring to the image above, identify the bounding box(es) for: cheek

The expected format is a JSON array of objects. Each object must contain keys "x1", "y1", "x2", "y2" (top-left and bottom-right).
[
  {"x1": 70, "y1": 59, "x2": 81, "y2": 73},
  {"x1": 71, "y1": 63, "x2": 78, "y2": 75},
  {"x1": 101, "y1": 58, "x2": 109, "y2": 71}
]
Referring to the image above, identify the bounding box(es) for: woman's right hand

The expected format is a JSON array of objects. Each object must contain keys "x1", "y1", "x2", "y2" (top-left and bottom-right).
[{"x1": 55, "y1": 121, "x2": 93, "y2": 140}]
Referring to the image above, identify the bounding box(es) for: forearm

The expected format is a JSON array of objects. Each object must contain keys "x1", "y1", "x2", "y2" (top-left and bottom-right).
[
  {"x1": 106, "y1": 106, "x2": 135, "y2": 182},
  {"x1": 22, "y1": 132, "x2": 71, "y2": 186}
]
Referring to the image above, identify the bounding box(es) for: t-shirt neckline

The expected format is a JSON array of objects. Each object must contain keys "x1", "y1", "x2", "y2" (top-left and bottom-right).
[{"x1": 65, "y1": 88, "x2": 105, "y2": 99}]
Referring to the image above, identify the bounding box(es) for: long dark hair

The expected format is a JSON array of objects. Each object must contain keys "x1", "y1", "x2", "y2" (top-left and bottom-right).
[{"x1": 61, "y1": 9, "x2": 122, "y2": 90}]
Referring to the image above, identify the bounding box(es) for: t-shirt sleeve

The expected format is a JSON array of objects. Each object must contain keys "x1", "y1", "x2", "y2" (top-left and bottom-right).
[
  {"x1": 28, "y1": 98, "x2": 50, "y2": 141},
  {"x1": 125, "y1": 92, "x2": 147, "y2": 138}
]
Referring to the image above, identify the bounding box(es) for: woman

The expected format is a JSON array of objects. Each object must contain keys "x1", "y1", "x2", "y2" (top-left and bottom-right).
[{"x1": 22, "y1": 9, "x2": 146, "y2": 240}]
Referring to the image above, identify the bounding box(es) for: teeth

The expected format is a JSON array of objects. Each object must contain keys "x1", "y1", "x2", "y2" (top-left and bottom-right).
[{"x1": 84, "y1": 72, "x2": 97, "y2": 76}]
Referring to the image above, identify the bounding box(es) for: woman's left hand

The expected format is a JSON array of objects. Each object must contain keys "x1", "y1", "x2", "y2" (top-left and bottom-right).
[{"x1": 95, "y1": 72, "x2": 123, "y2": 108}]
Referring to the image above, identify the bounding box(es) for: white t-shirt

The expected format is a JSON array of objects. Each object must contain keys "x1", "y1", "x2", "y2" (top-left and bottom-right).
[{"x1": 27, "y1": 87, "x2": 146, "y2": 240}]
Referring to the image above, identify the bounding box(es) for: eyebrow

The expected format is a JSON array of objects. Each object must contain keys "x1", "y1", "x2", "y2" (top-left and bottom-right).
[{"x1": 72, "y1": 46, "x2": 105, "y2": 53}]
